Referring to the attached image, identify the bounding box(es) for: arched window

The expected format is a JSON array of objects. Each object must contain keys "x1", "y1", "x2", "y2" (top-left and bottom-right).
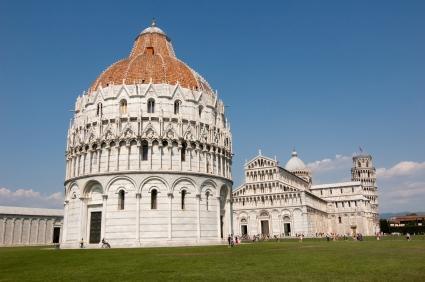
[
  {"x1": 338, "y1": 216, "x2": 342, "y2": 224},
  {"x1": 181, "y1": 190, "x2": 186, "y2": 210},
  {"x1": 174, "y1": 100, "x2": 181, "y2": 115},
  {"x1": 96, "y1": 103, "x2": 103, "y2": 117},
  {"x1": 181, "y1": 142, "x2": 186, "y2": 162},
  {"x1": 119, "y1": 99, "x2": 127, "y2": 115},
  {"x1": 206, "y1": 191, "x2": 210, "y2": 210},
  {"x1": 142, "y1": 141, "x2": 148, "y2": 161},
  {"x1": 198, "y1": 105, "x2": 203, "y2": 118},
  {"x1": 118, "y1": 190, "x2": 125, "y2": 210},
  {"x1": 147, "y1": 99, "x2": 155, "y2": 113},
  {"x1": 151, "y1": 189, "x2": 157, "y2": 209}
]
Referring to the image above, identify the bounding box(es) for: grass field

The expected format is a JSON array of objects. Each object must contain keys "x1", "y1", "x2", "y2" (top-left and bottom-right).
[{"x1": 0, "y1": 236, "x2": 424, "y2": 281}]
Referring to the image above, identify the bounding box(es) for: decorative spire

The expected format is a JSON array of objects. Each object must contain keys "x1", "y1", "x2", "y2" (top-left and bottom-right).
[
  {"x1": 259, "y1": 149, "x2": 262, "y2": 156},
  {"x1": 151, "y1": 18, "x2": 156, "y2": 27},
  {"x1": 292, "y1": 147, "x2": 297, "y2": 157}
]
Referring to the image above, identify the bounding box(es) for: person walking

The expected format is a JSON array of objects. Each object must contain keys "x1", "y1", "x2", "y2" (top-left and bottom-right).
[
  {"x1": 227, "y1": 234, "x2": 231, "y2": 247},
  {"x1": 79, "y1": 238, "x2": 84, "y2": 249}
]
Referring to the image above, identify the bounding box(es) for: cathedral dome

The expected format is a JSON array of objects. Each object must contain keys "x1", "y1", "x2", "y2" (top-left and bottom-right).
[
  {"x1": 89, "y1": 21, "x2": 213, "y2": 94},
  {"x1": 285, "y1": 150, "x2": 307, "y2": 171}
]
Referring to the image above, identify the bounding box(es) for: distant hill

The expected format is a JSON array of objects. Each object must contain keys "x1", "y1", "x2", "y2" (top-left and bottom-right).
[{"x1": 380, "y1": 212, "x2": 425, "y2": 219}]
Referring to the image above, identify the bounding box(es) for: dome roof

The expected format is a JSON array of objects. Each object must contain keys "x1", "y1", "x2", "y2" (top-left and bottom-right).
[
  {"x1": 285, "y1": 150, "x2": 307, "y2": 171},
  {"x1": 140, "y1": 20, "x2": 166, "y2": 36},
  {"x1": 89, "y1": 21, "x2": 213, "y2": 94}
]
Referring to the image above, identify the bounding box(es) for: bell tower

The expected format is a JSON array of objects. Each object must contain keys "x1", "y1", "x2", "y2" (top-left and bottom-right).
[{"x1": 351, "y1": 152, "x2": 379, "y2": 232}]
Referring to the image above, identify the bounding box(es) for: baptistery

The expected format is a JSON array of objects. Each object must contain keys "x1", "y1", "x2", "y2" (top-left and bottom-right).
[{"x1": 61, "y1": 21, "x2": 233, "y2": 248}]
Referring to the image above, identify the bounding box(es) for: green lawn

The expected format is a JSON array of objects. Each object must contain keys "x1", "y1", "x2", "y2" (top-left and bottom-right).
[{"x1": 0, "y1": 237, "x2": 424, "y2": 281}]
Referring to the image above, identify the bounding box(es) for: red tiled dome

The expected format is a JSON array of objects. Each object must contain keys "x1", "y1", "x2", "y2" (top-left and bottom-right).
[{"x1": 89, "y1": 22, "x2": 212, "y2": 94}]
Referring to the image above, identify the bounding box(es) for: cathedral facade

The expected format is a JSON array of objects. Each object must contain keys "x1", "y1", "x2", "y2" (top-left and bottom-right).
[
  {"x1": 61, "y1": 22, "x2": 233, "y2": 248},
  {"x1": 232, "y1": 151, "x2": 379, "y2": 238}
]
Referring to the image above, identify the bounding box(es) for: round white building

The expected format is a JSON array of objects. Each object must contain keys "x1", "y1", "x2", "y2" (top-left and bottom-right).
[{"x1": 61, "y1": 22, "x2": 233, "y2": 248}]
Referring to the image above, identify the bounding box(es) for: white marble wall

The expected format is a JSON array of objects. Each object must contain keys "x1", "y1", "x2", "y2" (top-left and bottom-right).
[{"x1": 0, "y1": 215, "x2": 63, "y2": 246}]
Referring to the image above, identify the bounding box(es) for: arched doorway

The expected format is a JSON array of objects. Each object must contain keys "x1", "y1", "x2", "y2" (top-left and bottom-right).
[
  {"x1": 283, "y1": 215, "x2": 291, "y2": 236},
  {"x1": 259, "y1": 211, "x2": 270, "y2": 236},
  {"x1": 83, "y1": 181, "x2": 104, "y2": 244}
]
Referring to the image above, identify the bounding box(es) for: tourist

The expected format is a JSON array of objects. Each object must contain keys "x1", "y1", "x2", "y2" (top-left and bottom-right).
[
  {"x1": 406, "y1": 233, "x2": 411, "y2": 241},
  {"x1": 79, "y1": 238, "x2": 84, "y2": 249},
  {"x1": 101, "y1": 238, "x2": 111, "y2": 248},
  {"x1": 227, "y1": 234, "x2": 232, "y2": 247}
]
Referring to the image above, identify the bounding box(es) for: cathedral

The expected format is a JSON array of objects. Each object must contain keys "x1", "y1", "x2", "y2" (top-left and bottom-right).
[
  {"x1": 61, "y1": 22, "x2": 233, "y2": 248},
  {"x1": 232, "y1": 150, "x2": 379, "y2": 238}
]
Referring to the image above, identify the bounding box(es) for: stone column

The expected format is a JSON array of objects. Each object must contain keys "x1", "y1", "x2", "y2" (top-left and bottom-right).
[
  {"x1": 1, "y1": 218, "x2": 7, "y2": 244},
  {"x1": 97, "y1": 149, "x2": 101, "y2": 173},
  {"x1": 89, "y1": 149, "x2": 93, "y2": 173},
  {"x1": 79, "y1": 197, "x2": 87, "y2": 242},
  {"x1": 217, "y1": 154, "x2": 221, "y2": 176},
  {"x1": 137, "y1": 142, "x2": 141, "y2": 170},
  {"x1": 169, "y1": 144, "x2": 173, "y2": 170},
  {"x1": 149, "y1": 141, "x2": 153, "y2": 170},
  {"x1": 159, "y1": 143, "x2": 163, "y2": 170},
  {"x1": 136, "y1": 193, "x2": 141, "y2": 244},
  {"x1": 71, "y1": 156, "x2": 75, "y2": 178},
  {"x1": 115, "y1": 144, "x2": 120, "y2": 171},
  {"x1": 226, "y1": 199, "x2": 232, "y2": 235},
  {"x1": 44, "y1": 219, "x2": 49, "y2": 244},
  {"x1": 101, "y1": 195, "x2": 108, "y2": 240},
  {"x1": 216, "y1": 196, "x2": 221, "y2": 240},
  {"x1": 62, "y1": 201, "x2": 69, "y2": 243},
  {"x1": 127, "y1": 144, "x2": 131, "y2": 170},
  {"x1": 10, "y1": 218, "x2": 16, "y2": 245},
  {"x1": 222, "y1": 154, "x2": 225, "y2": 177},
  {"x1": 35, "y1": 218, "x2": 40, "y2": 244},
  {"x1": 204, "y1": 150, "x2": 208, "y2": 173},
  {"x1": 196, "y1": 194, "x2": 201, "y2": 241},
  {"x1": 82, "y1": 151, "x2": 87, "y2": 175},
  {"x1": 178, "y1": 143, "x2": 182, "y2": 171},
  {"x1": 196, "y1": 147, "x2": 201, "y2": 172},
  {"x1": 188, "y1": 148, "x2": 192, "y2": 171},
  {"x1": 20, "y1": 218, "x2": 24, "y2": 244},
  {"x1": 28, "y1": 218, "x2": 33, "y2": 244},
  {"x1": 77, "y1": 154, "x2": 81, "y2": 176},
  {"x1": 107, "y1": 147, "x2": 111, "y2": 172},
  {"x1": 168, "y1": 192, "x2": 173, "y2": 240}
]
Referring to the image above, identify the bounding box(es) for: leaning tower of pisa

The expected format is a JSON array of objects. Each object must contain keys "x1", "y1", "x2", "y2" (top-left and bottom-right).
[{"x1": 351, "y1": 153, "x2": 379, "y2": 233}]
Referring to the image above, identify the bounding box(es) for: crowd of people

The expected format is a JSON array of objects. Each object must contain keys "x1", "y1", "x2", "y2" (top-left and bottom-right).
[{"x1": 77, "y1": 231, "x2": 413, "y2": 249}]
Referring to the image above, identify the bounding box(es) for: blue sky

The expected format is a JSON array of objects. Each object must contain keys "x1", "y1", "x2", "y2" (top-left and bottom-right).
[{"x1": 0, "y1": 0, "x2": 424, "y2": 212}]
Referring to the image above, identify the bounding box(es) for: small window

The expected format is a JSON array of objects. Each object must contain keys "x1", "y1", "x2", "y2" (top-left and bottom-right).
[
  {"x1": 146, "y1": 47, "x2": 154, "y2": 55},
  {"x1": 151, "y1": 189, "x2": 157, "y2": 209},
  {"x1": 119, "y1": 99, "x2": 127, "y2": 115},
  {"x1": 340, "y1": 188, "x2": 343, "y2": 194},
  {"x1": 198, "y1": 105, "x2": 203, "y2": 118},
  {"x1": 338, "y1": 216, "x2": 342, "y2": 224},
  {"x1": 174, "y1": 100, "x2": 181, "y2": 115},
  {"x1": 320, "y1": 189, "x2": 323, "y2": 195},
  {"x1": 118, "y1": 190, "x2": 125, "y2": 210},
  {"x1": 97, "y1": 103, "x2": 103, "y2": 117},
  {"x1": 181, "y1": 190, "x2": 186, "y2": 210},
  {"x1": 206, "y1": 191, "x2": 210, "y2": 210},
  {"x1": 330, "y1": 189, "x2": 333, "y2": 194},
  {"x1": 147, "y1": 99, "x2": 155, "y2": 113},
  {"x1": 181, "y1": 142, "x2": 186, "y2": 162},
  {"x1": 142, "y1": 142, "x2": 149, "y2": 161},
  {"x1": 352, "y1": 187, "x2": 354, "y2": 193}
]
